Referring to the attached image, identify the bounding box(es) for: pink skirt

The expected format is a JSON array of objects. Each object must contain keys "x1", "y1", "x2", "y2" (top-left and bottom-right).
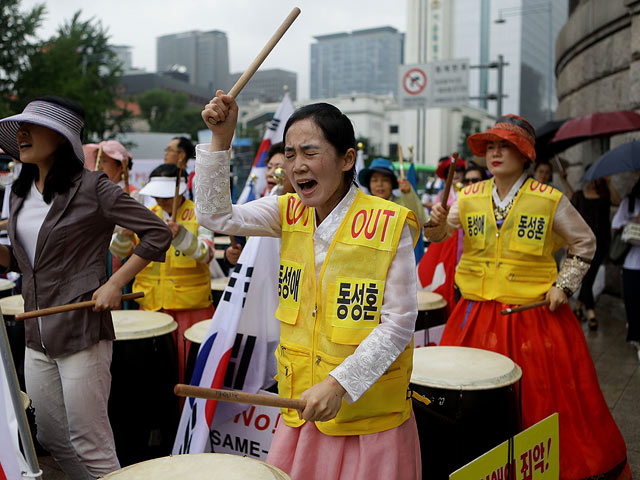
[{"x1": 266, "y1": 413, "x2": 421, "y2": 480}]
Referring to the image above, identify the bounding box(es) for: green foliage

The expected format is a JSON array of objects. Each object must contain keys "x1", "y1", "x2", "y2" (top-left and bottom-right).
[
  {"x1": 137, "y1": 89, "x2": 203, "y2": 140},
  {"x1": 11, "y1": 11, "x2": 124, "y2": 140},
  {"x1": 0, "y1": 0, "x2": 45, "y2": 104}
]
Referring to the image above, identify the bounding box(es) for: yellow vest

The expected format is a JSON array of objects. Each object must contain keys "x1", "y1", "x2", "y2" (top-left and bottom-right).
[
  {"x1": 134, "y1": 199, "x2": 212, "y2": 311},
  {"x1": 456, "y1": 177, "x2": 563, "y2": 304},
  {"x1": 276, "y1": 190, "x2": 419, "y2": 436}
]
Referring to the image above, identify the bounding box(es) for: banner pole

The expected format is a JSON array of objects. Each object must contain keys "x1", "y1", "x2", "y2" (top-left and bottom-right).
[{"x1": 0, "y1": 310, "x2": 42, "y2": 478}]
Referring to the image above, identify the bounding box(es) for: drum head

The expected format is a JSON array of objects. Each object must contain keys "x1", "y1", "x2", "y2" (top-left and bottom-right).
[
  {"x1": 111, "y1": 311, "x2": 177, "y2": 340},
  {"x1": 0, "y1": 278, "x2": 15, "y2": 292},
  {"x1": 101, "y1": 453, "x2": 291, "y2": 479},
  {"x1": 210, "y1": 277, "x2": 230, "y2": 291},
  {"x1": 184, "y1": 319, "x2": 212, "y2": 344},
  {"x1": 416, "y1": 291, "x2": 447, "y2": 311},
  {"x1": 0, "y1": 295, "x2": 24, "y2": 315},
  {"x1": 411, "y1": 346, "x2": 522, "y2": 390}
]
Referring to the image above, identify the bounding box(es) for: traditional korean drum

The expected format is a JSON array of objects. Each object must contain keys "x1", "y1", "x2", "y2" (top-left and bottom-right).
[
  {"x1": 0, "y1": 294, "x2": 25, "y2": 387},
  {"x1": 101, "y1": 453, "x2": 291, "y2": 480},
  {"x1": 410, "y1": 346, "x2": 522, "y2": 479},
  {"x1": 183, "y1": 319, "x2": 212, "y2": 383},
  {"x1": 0, "y1": 278, "x2": 15, "y2": 298},
  {"x1": 414, "y1": 291, "x2": 448, "y2": 346},
  {"x1": 20, "y1": 391, "x2": 31, "y2": 410},
  {"x1": 109, "y1": 310, "x2": 178, "y2": 467}
]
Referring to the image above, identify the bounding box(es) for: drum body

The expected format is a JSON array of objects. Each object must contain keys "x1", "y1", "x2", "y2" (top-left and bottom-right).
[
  {"x1": 108, "y1": 311, "x2": 179, "y2": 467},
  {"x1": 101, "y1": 453, "x2": 291, "y2": 480},
  {"x1": 415, "y1": 291, "x2": 448, "y2": 347},
  {"x1": 183, "y1": 319, "x2": 211, "y2": 384},
  {"x1": 411, "y1": 346, "x2": 522, "y2": 479}
]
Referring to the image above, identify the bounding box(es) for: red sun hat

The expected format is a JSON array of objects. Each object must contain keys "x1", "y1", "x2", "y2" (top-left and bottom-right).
[
  {"x1": 467, "y1": 114, "x2": 537, "y2": 161},
  {"x1": 436, "y1": 156, "x2": 467, "y2": 180}
]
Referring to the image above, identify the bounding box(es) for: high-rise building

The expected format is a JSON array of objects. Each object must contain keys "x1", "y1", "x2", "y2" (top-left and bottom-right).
[
  {"x1": 111, "y1": 45, "x2": 134, "y2": 72},
  {"x1": 453, "y1": 0, "x2": 567, "y2": 128},
  {"x1": 229, "y1": 69, "x2": 297, "y2": 104},
  {"x1": 310, "y1": 27, "x2": 404, "y2": 99},
  {"x1": 156, "y1": 30, "x2": 230, "y2": 93}
]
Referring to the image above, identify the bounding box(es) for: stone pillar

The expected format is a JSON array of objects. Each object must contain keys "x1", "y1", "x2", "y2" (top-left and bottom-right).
[{"x1": 626, "y1": 0, "x2": 640, "y2": 109}]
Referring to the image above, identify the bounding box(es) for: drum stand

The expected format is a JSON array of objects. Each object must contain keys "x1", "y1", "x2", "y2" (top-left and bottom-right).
[{"x1": 0, "y1": 310, "x2": 42, "y2": 478}]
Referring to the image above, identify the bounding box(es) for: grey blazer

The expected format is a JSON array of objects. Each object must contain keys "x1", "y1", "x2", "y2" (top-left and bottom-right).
[{"x1": 6, "y1": 169, "x2": 172, "y2": 358}]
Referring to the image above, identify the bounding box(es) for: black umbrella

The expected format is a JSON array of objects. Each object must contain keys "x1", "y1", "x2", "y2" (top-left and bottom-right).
[{"x1": 535, "y1": 119, "x2": 567, "y2": 161}]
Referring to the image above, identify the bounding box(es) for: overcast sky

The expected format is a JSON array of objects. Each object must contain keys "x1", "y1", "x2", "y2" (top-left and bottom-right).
[{"x1": 20, "y1": 0, "x2": 408, "y2": 100}]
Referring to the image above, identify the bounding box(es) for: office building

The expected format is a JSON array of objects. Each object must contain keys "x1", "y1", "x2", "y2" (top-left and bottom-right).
[
  {"x1": 229, "y1": 69, "x2": 297, "y2": 104},
  {"x1": 310, "y1": 27, "x2": 404, "y2": 99},
  {"x1": 156, "y1": 30, "x2": 230, "y2": 93},
  {"x1": 453, "y1": 0, "x2": 567, "y2": 127}
]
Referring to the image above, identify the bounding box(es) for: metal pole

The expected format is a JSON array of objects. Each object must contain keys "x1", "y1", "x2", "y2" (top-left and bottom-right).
[
  {"x1": 497, "y1": 54, "x2": 505, "y2": 117},
  {"x1": 547, "y1": 4, "x2": 553, "y2": 121},
  {"x1": 0, "y1": 312, "x2": 42, "y2": 478}
]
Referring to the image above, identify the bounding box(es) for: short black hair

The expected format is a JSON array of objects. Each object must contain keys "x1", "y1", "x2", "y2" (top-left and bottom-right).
[
  {"x1": 267, "y1": 142, "x2": 284, "y2": 161},
  {"x1": 12, "y1": 95, "x2": 85, "y2": 204},
  {"x1": 173, "y1": 136, "x2": 195, "y2": 160},
  {"x1": 464, "y1": 165, "x2": 488, "y2": 180},
  {"x1": 534, "y1": 160, "x2": 551, "y2": 172},
  {"x1": 149, "y1": 162, "x2": 188, "y2": 180},
  {"x1": 283, "y1": 103, "x2": 356, "y2": 185}
]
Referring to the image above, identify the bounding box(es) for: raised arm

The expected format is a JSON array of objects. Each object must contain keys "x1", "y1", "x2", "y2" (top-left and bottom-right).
[{"x1": 194, "y1": 90, "x2": 281, "y2": 237}]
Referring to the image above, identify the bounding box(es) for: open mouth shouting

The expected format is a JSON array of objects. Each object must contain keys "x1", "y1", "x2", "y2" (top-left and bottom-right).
[{"x1": 297, "y1": 179, "x2": 317, "y2": 195}]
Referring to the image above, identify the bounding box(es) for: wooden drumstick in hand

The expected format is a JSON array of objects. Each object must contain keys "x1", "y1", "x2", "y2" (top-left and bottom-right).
[
  {"x1": 206, "y1": 7, "x2": 301, "y2": 126},
  {"x1": 440, "y1": 153, "x2": 459, "y2": 209},
  {"x1": 501, "y1": 300, "x2": 550, "y2": 315},
  {"x1": 16, "y1": 292, "x2": 145, "y2": 321}
]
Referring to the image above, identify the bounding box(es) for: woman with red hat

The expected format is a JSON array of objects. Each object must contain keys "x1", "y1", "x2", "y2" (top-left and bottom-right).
[{"x1": 426, "y1": 114, "x2": 629, "y2": 479}]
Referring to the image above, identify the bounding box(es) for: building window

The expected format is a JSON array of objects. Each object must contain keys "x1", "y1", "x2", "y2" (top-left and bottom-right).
[
  {"x1": 389, "y1": 125, "x2": 399, "y2": 134},
  {"x1": 389, "y1": 143, "x2": 398, "y2": 158}
]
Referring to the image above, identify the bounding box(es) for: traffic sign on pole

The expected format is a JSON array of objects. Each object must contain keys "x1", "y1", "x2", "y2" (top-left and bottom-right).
[{"x1": 398, "y1": 64, "x2": 429, "y2": 109}]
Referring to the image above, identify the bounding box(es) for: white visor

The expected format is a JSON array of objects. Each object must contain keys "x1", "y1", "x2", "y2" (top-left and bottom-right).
[{"x1": 139, "y1": 176, "x2": 187, "y2": 198}]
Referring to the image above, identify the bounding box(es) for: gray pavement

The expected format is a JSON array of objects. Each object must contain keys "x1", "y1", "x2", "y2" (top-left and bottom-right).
[{"x1": 36, "y1": 293, "x2": 639, "y2": 478}]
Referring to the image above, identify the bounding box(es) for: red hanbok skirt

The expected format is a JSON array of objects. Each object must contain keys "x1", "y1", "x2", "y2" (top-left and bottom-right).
[{"x1": 441, "y1": 299, "x2": 630, "y2": 480}]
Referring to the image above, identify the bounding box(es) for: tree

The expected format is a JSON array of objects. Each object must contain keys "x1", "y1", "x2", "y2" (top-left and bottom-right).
[
  {"x1": 0, "y1": 0, "x2": 45, "y2": 116},
  {"x1": 137, "y1": 89, "x2": 204, "y2": 139},
  {"x1": 12, "y1": 11, "x2": 124, "y2": 140}
]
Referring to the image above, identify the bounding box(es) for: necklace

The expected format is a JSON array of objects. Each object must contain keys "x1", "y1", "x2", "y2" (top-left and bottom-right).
[{"x1": 493, "y1": 197, "x2": 516, "y2": 221}]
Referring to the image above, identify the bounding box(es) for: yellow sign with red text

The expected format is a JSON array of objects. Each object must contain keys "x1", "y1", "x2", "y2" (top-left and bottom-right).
[{"x1": 450, "y1": 413, "x2": 559, "y2": 480}]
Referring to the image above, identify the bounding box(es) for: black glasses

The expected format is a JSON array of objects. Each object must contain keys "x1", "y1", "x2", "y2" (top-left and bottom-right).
[{"x1": 463, "y1": 178, "x2": 482, "y2": 184}]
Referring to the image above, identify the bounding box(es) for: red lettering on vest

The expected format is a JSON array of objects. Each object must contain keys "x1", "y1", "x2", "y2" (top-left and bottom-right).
[
  {"x1": 463, "y1": 185, "x2": 472, "y2": 195},
  {"x1": 364, "y1": 209, "x2": 382, "y2": 239},
  {"x1": 351, "y1": 210, "x2": 367, "y2": 238},
  {"x1": 529, "y1": 180, "x2": 555, "y2": 195},
  {"x1": 471, "y1": 183, "x2": 481, "y2": 194},
  {"x1": 380, "y1": 210, "x2": 396, "y2": 242},
  {"x1": 286, "y1": 197, "x2": 307, "y2": 225},
  {"x1": 180, "y1": 208, "x2": 194, "y2": 221}
]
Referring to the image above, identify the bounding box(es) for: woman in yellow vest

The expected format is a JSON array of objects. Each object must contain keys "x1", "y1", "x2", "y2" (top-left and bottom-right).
[
  {"x1": 113, "y1": 163, "x2": 215, "y2": 383},
  {"x1": 194, "y1": 91, "x2": 421, "y2": 479},
  {"x1": 426, "y1": 115, "x2": 629, "y2": 480}
]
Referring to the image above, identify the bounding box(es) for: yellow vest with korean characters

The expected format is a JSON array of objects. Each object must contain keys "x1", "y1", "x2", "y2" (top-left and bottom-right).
[
  {"x1": 134, "y1": 199, "x2": 212, "y2": 310},
  {"x1": 456, "y1": 177, "x2": 564, "y2": 304},
  {"x1": 276, "y1": 190, "x2": 419, "y2": 436}
]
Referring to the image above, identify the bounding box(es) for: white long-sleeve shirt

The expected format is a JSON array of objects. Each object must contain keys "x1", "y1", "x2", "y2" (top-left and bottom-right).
[{"x1": 193, "y1": 145, "x2": 417, "y2": 403}]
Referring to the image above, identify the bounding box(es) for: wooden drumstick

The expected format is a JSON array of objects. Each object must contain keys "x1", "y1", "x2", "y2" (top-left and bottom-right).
[
  {"x1": 174, "y1": 384, "x2": 306, "y2": 410},
  {"x1": 171, "y1": 165, "x2": 184, "y2": 222},
  {"x1": 501, "y1": 300, "x2": 550, "y2": 315},
  {"x1": 121, "y1": 156, "x2": 130, "y2": 195},
  {"x1": 440, "y1": 152, "x2": 459, "y2": 209},
  {"x1": 206, "y1": 7, "x2": 301, "y2": 126},
  {"x1": 94, "y1": 145, "x2": 103, "y2": 172},
  {"x1": 398, "y1": 145, "x2": 405, "y2": 181},
  {"x1": 15, "y1": 292, "x2": 145, "y2": 321}
]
